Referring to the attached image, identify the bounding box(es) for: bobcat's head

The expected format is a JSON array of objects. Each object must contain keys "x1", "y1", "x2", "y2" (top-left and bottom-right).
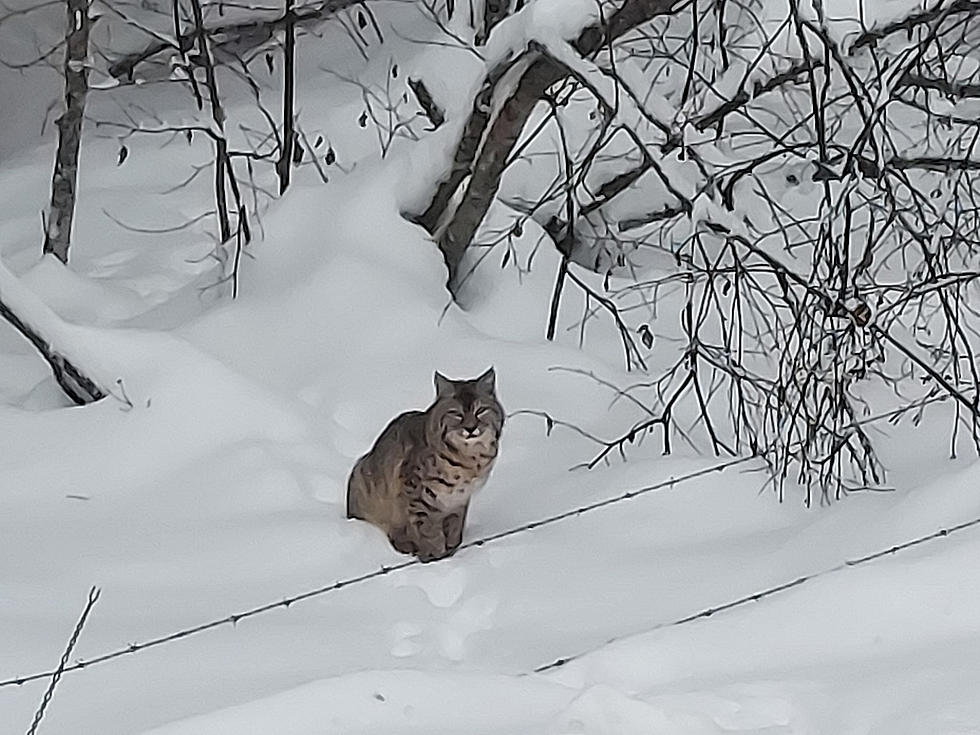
[{"x1": 429, "y1": 367, "x2": 504, "y2": 449}]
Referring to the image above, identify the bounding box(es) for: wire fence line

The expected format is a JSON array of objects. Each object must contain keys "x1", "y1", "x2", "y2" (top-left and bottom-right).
[
  {"x1": 25, "y1": 587, "x2": 101, "y2": 735},
  {"x1": 534, "y1": 512, "x2": 980, "y2": 673},
  {"x1": 7, "y1": 454, "x2": 975, "y2": 691},
  {"x1": 0, "y1": 457, "x2": 751, "y2": 689}
]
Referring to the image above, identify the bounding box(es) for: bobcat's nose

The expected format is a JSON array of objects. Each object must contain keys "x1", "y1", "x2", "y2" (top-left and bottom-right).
[{"x1": 463, "y1": 426, "x2": 482, "y2": 438}]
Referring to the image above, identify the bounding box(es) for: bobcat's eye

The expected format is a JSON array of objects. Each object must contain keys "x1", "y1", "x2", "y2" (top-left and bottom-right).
[
  {"x1": 446, "y1": 410, "x2": 463, "y2": 422},
  {"x1": 476, "y1": 406, "x2": 492, "y2": 418}
]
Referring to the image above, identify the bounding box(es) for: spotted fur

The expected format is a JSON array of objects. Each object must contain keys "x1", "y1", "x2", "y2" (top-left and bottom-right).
[{"x1": 346, "y1": 368, "x2": 504, "y2": 562}]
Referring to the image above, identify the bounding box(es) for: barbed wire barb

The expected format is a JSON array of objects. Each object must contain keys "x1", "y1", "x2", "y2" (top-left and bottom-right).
[
  {"x1": 4, "y1": 457, "x2": 979, "y2": 699},
  {"x1": 533, "y1": 514, "x2": 980, "y2": 673}
]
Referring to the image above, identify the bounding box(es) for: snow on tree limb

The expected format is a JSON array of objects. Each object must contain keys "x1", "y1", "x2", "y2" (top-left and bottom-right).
[
  {"x1": 850, "y1": 0, "x2": 980, "y2": 53},
  {"x1": 0, "y1": 259, "x2": 106, "y2": 405},
  {"x1": 413, "y1": 0, "x2": 980, "y2": 295},
  {"x1": 400, "y1": 0, "x2": 980, "y2": 498},
  {"x1": 413, "y1": 0, "x2": 687, "y2": 291}
]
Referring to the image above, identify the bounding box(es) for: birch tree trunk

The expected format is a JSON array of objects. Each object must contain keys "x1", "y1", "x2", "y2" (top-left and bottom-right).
[{"x1": 43, "y1": 0, "x2": 92, "y2": 264}]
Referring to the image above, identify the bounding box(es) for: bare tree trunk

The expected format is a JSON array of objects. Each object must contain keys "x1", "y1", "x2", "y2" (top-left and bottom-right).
[
  {"x1": 276, "y1": 0, "x2": 297, "y2": 195},
  {"x1": 408, "y1": 59, "x2": 514, "y2": 235},
  {"x1": 189, "y1": 0, "x2": 226, "y2": 128},
  {"x1": 214, "y1": 137, "x2": 232, "y2": 242},
  {"x1": 43, "y1": 0, "x2": 92, "y2": 264},
  {"x1": 438, "y1": 55, "x2": 562, "y2": 287},
  {"x1": 186, "y1": 0, "x2": 244, "y2": 248},
  {"x1": 415, "y1": 0, "x2": 686, "y2": 293}
]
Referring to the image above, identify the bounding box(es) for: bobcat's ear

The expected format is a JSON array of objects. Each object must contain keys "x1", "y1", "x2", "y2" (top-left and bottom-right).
[
  {"x1": 477, "y1": 366, "x2": 496, "y2": 391},
  {"x1": 434, "y1": 371, "x2": 454, "y2": 398}
]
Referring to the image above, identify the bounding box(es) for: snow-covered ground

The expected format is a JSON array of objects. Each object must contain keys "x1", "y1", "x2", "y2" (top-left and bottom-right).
[{"x1": 1, "y1": 3, "x2": 979, "y2": 734}]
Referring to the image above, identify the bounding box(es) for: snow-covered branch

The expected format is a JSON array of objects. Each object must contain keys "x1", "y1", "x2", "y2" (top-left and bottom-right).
[
  {"x1": 413, "y1": 0, "x2": 688, "y2": 289},
  {"x1": 404, "y1": 0, "x2": 980, "y2": 498},
  {"x1": 0, "y1": 259, "x2": 106, "y2": 404}
]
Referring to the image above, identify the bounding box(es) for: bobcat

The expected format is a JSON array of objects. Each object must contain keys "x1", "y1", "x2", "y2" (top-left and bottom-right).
[{"x1": 346, "y1": 368, "x2": 504, "y2": 562}]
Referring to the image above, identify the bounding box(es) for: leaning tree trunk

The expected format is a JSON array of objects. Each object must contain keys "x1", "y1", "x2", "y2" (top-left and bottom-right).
[
  {"x1": 0, "y1": 260, "x2": 104, "y2": 405},
  {"x1": 412, "y1": 0, "x2": 686, "y2": 294},
  {"x1": 0, "y1": 302, "x2": 105, "y2": 405},
  {"x1": 43, "y1": 0, "x2": 92, "y2": 264},
  {"x1": 276, "y1": 0, "x2": 297, "y2": 195}
]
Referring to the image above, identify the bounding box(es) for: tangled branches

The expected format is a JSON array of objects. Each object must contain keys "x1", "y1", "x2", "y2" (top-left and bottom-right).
[{"x1": 430, "y1": 0, "x2": 980, "y2": 502}]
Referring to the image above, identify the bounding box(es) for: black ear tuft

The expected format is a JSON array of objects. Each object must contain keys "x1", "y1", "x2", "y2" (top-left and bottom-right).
[{"x1": 434, "y1": 371, "x2": 454, "y2": 398}]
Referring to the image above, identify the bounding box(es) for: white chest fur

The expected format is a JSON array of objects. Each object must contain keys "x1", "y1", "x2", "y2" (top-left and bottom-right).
[{"x1": 434, "y1": 474, "x2": 488, "y2": 511}]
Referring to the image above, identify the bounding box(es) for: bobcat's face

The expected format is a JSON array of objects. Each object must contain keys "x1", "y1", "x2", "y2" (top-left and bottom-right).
[
  {"x1": 441, "y1": 400, "x2": 498, "y2": 446},
  {"x1": 430, "y1": 368, "x2": 504, "y2": 450}
]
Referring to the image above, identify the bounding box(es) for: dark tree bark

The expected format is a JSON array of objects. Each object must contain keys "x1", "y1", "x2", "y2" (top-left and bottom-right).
[
  {"x1": 438, "y1": 54, "x2": 562, "y2": 284},
  {"x1": 276, "y1": 0, "x2": 297, "y2": 194},
  {"x1": 43, "y1": 0, "x2": 92, "y2": 264},
  {"x1": 214, "y1": 137, "x2": 232, "y2": 242},
  {"x1": 475, "y1": 0, "x2": 510, "y2": 45},
  {"x1": 189, "y1": 0, "x2": 226, "y2": 128},
  {"x1": 414, "y1": 0, "x2": 687, "y2": 293},
  {"x1": 408, "y1": 58, "x2": 515, "y2": 235},
  {"x1": 186, "y1": 0, "x2": 244, "y2": 246},
  {"x1": 408, "y1": 77, "x2": 445, "y2": 130}
]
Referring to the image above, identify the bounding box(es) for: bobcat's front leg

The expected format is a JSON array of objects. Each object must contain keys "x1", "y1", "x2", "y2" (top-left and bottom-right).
[
  {"x1": 407, "y1": 499, "x2": 448, "y2": 562},
  {"x1": 443, "y1": 505, "x2": 468, "y2": 555}
]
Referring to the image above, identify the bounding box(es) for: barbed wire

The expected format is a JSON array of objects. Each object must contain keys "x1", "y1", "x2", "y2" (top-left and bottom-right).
[
  {"x1": 0, "y1": 457, "x2": 751, "y2": 689},
  {"x1": 5, "y1": 455, "x2": 978, "y2": 697},
  {"x1": 26, "y1": 586, "x2": 100, "y2": 735},
  {"x1": 534, "y1": 512, "x2": 980, "y2": 673}
]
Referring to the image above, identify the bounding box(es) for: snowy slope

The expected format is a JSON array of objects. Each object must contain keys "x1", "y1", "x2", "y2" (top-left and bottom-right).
[
  {"x1": 2, "y1": 147, "x2": 977, "y2": 734},
  {"x1": 0, "y1": 3, "x2": 979, "y2": 735},
  {"x1": 141, "y1": 496, "x2": 980, "y2": 735}
]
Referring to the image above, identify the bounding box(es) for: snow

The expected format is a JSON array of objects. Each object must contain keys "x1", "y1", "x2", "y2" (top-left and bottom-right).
[
  {"x1": 141, "y1": 670, "x2": 576, "y2": 735},
  {"x1": 125, "y1": 468, "x2": 980, "y2": 735},
  {"x1": 0, "y1": 2, "x2": 979, "y2": 735},
  {"x1": 483, "y1": 0, "x2": 601, "y2": 63},
  {"x1": 795, "y1": 0, "x2": 971, "y2": 53}
]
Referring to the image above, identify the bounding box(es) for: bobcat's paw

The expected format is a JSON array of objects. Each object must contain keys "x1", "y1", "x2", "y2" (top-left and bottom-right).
[
  {"x1": 416, "y1": 546, "x2": 449, "y2": 563},
  {"x1": 388, "y1": 533, "x2": 417, "y2": 556}
]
